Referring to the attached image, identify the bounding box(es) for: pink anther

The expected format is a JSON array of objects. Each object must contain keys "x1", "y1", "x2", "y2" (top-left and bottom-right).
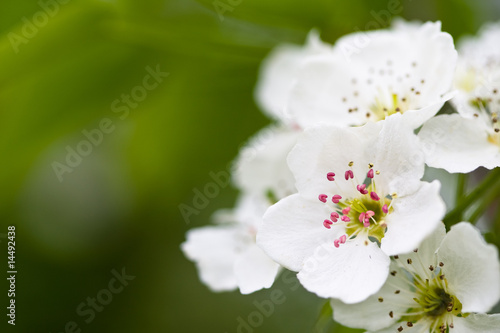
[
  {"x1": 318, "y1": 194, "x2": 328, "y2": 203},
  {"x1": 356, "y1": 184, "x2": 368, "y2": 194},
  {"x1": 359, "y1": 212, "x2": 366, "y2": 223},
  {"x1": 342, "y1": 207, "x2": 351, "y2": 215},
  {"x1": 339, "y1": 235, "x2": 347, "y2": 244},
  {"x1": 334, "y1": 239, "x2": 340, "y2": 248},
  {"x1": 323, "y1": 220, "x2": 333, "y2": 229},
  {"x1": 370, "y1": 191, "x2": 380, "y2": 201},
  {"x1": 332, "y1": 195, "x2": 342, "y2": 204},
  {"x1": 367, "y1": 169, "x2": 374, "y2": 179},
  {"x1": 330, "y1": 212, "x2": 339, "y2": 222},
  {"x1": 341, "y1": 216, "x2": 351, "y2": 222},
  {"x1": 382, "y1": 204, "x2": 389, "y2": 214},
  {"x1": 345, "y1": 170, "x2": 354, "y2": 180},
  {"x1": 327, "y1": 172, "x2": 336, "y2": 181}
]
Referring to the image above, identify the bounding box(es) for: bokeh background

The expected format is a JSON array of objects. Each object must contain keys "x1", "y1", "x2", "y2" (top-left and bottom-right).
[{"x1": 0, "y1": 0, "x2": 499, "y2": 332}]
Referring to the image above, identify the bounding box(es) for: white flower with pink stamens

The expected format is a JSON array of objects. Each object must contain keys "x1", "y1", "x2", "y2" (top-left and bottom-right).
[
  {"x1": 330, "y1": 222, "x2": 500, "y2": 333},
  {"x1": 257, "y1": 114, "x2": 446, "y2": 303},
  {"x1": 182, "y1": 194, "x2": 280, "y2": 294},
  {"x1": 286, "y1": 20, "x2": 457, "y2": 129},
  {"x1": 418, "y1": 22, "x2": 500, "y2": 173}
]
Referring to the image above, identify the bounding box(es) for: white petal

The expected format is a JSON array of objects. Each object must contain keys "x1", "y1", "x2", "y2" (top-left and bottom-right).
[
  {"x1": 418, "y1": 114, "x2": 500, "y2": 173},
  {"x1": 399, "y1": 92, "x2": 452, "y2": 129},
  {"x1": 373, "y1": 113, "x2": 425, "y2": 197},
  {"x1": 298, "y1": 239, "x2": 390, "y2": 303},
  {"x1": 235, "y1": 243, "x2": 280, "y2": 294},
  {"x1": 233, "y1": 126, "x2": 299, "y2": 199},
  {"x1": 394, "y1": 222, "x2": 447, "y2": 279},
  {"x1": 181, "y1": 226, "x2": 241, "y2": 291},
  {"x1": 369, "y1": 321, "x2": 429, "y2": 333},
  {"x1": 381, "y1": 181, "x2": 445, "y2": 256},
  {"x1": 231, "y1": 194, "x2": 271, "y2": 230},
  {"x1": 458, "y1": 22, "x2": 500, "y2": 69},
  {"x1": 287, "y1": 54, "x2": 365, "y2": 128},
  {"x1": 257, "y1": 193, "x2": 341, "y2": 271},
  {"x1": 255, "y1": 30, "x2": 332, "y2": 122},
  {"x1": 331, "y1": 262, "x2": 411, "y2": 331},
  {"x1": 288, "y1": 123, "x2": 380, "y2": 201},
  {"x1": 337, "y1": 20, "x2": 456, "y2": 103},
  {"x1": 437, "y1": 222, "x2": 500, "y2": 313},
  {"x1": 452, "y1": 313, "x2": 500, "y2": 333}
]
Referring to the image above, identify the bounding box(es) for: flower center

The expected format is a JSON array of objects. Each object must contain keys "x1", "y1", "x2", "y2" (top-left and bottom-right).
[
  {"x1": 412, "y1": 275, "x2": 462, "y2": 321},
  {"x1": 382, "y1": 253, "x2": 463, "y2": 333},
  {"x1": 469, "y1": 86, "x2": 500, "y2": 146},
  {"x1": 368, "y1": 92, "x2": 410, "y2": 121},
  {"x1": 342, "y1": 60, "x2": 427, "y2": 122},
  {"x1": 318, "y1": 161, "x2": 395, "y2": 247}
]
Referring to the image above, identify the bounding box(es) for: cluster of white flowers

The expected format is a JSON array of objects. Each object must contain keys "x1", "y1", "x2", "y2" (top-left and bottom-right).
[{"x1": 182, "y1": 19, "x2": 500, "y2": 332}]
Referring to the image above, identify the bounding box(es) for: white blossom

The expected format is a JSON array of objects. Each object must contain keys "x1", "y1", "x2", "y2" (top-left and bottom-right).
[
  {"x1": 419, "y1": 22, "x2": 500, "y2": 173},
  {"x1": 181, "y1": 194, "x2": 280, "y2": 294},
  {"x1": 286, "y1": 20, "x2": 456, "y2": 129},
  {"x1": 257, "y1": 114, "x2": 445, "y2": 303},
  {"x1": 331, "y1": 222, "x2": 500, "y2": 333}
]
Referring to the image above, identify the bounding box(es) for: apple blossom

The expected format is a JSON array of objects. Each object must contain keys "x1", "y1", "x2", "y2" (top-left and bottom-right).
[
  {"x1": 419, "y1": 23, "x2": 500, "y2": 173},
  {"x1": 331, "y1": 222, "x2": 500, "y2": 333},
  {"x1": 181, "y1": 194, "x2": 280, "y2": 294},
  {"x1": 257, "y1": 114, "x2": 446, "y2": 303},
  {"x1": 286, "y1": 20, "x2": 456, "y2": 129}
]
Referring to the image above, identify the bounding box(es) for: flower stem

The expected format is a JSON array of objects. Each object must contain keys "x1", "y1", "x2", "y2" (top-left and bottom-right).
[
  {"x1": 468, "y1": 182, "x2": 500, "y2": 224},
  {"x1": 493, "y1": 206, "x2": 500, "y2": 247},
  {"x1": 455, "y1": 173, "x2": 468, "y2": 220},
  {"x1": 444, "y1": 168, "x2": 500, "y2": 229}
]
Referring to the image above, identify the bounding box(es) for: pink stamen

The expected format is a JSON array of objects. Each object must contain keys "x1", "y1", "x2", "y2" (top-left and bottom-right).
[
  {"x1": 339, "y1": 235, "x2": 347, "y2": 244},
  {"x1": 330, "y1": 212, "x2": 339, "y2": 222},
  {"x1": 363, "y1": 220, "x2": 371, "y2": 228},
  {"x1": 370, "y1": 191, "x2": 380, "y2": 201},
  {"x1": 366, "y1": 210, "x2": 375, "y2": 218},
  {"x1": 367, "y1": 169, "x2": 374, "y2": 179},
  {"x1": 318, "y1": 194, "x2": 328, "y2": 203},
  {"x1": 334, "y1": 239, "x2": 340, "y2": 248},
  {"x1": 345, "y1": 170, "x2": 354, "y2": 180},
  {"x1": 342, "y1": 207, "x2": 351, "y2": 215},
  {"x1": 323, "y1": 220, "x2": 333, "y2": 229},
  {"x1": 341, "y1": 216, "x2": 351, "y2": 222},
  {"x1": 326, "y1": 172, "x2": 336, "y2": 181},
  {"x1": 356, "y1": 184, "x2": 368, "y2": 195},
  {"x1": 332, "y1": 195, "x2": 342, "y2": 204},
  {"x1": 382, "y1": 204, "x2": 389, "y2": 214},
  {"x1": 359, "y1": 212, "x2": 366, "y2": 223}
]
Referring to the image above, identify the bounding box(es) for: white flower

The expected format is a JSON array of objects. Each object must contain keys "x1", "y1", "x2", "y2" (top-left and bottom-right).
[
  {"x1": 257, "y1": 114, "x2": 446, "y2": 303},
  {"x1": 286, "y1": 20, "x2": 456, "y2": 129},
  {"x1": 419, "y1": 23, "x2": 500, "y2": 173},
  {"x1": 182, "y1": 122, "x2": 300, "y2": 294},
  {"x1": 254, "y1": 30, "x2": 333, "y2": 124},
  {"x1": 232, "y1": 125, "x2": 300, "y2": 200},
  {"x1": 331, "y1": 222, "x2": 500, "y2": 333},
  {"x1": 181, "y1": 194, "x2": 280, "y2": 294}
]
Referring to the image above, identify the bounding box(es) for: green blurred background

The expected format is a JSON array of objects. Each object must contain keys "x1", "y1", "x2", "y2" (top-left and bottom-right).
[{"x1": 0, "y1": 0, "x2": 498, "y2": 332}]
